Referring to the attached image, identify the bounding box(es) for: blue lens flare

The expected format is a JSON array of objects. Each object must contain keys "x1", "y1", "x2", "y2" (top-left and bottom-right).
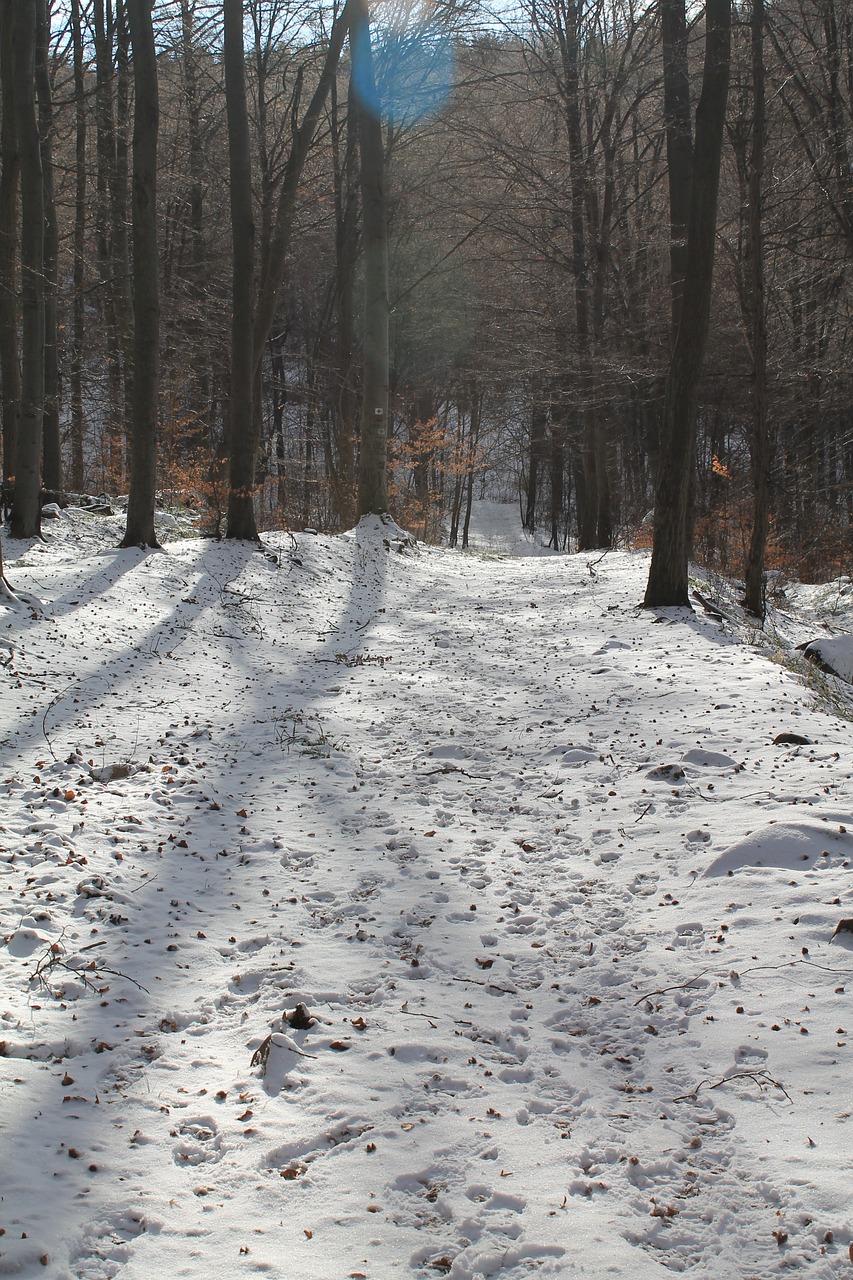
[{"x1": 352, "y1": 22, "x2": 455, "y2": 125}]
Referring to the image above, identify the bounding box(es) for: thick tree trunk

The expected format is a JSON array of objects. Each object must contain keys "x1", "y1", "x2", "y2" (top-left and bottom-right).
[
  {"x1": 35, "y1": 0, "x2": 61, "y2": 492},
  {"x1": 644, "y1": 0, "x2": 732, "y2": 608},
  {"x1": 743, "y1": 0, "x2": 771, "y2": 619},
  {"x1": 121, "y1": 0, "x2": 160, "y2": 549},
  {"x1": 224, "y1": 0, "x2": 258, "y2": 541},
  {"x1": 0, "y1": 0, "x2": 20, "y2": 490},
  {"x1": 11, "y1": 0, "x2": 44, "y2": 541},
  {"x1": 353, "y1": 0, "x2": 390, "y2": 517}
]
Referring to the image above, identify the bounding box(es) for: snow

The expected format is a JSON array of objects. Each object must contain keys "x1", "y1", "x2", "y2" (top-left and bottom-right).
[{"x1": 1, "y1": 500, "x2": 853, "y2": 1279}]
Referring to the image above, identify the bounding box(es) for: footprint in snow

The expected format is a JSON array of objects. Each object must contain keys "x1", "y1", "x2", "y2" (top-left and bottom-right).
[{"x1": 172, "y1": 1116, "x2": 222, "y2": 1166}]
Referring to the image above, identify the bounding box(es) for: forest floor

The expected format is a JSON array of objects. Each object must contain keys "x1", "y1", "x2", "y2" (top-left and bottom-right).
[{"x1": 2, "y1": 501, "x2": 853, "y2": 1280}]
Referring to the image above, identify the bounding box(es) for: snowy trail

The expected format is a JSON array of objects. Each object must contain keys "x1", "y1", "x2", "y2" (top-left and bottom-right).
[{"x1": 1, "y1": 514, "x2": 852, "y2": 1279}]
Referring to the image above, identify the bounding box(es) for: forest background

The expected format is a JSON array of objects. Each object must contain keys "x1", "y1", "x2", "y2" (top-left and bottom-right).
[{"x1": 1, "y1": 0, "x2": 852, "y2": 599}]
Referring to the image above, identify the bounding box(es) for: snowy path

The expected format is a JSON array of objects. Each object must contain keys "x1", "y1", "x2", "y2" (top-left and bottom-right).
[{"x1": 1, "y1": 516, "x2": 852, "y2": 1279}]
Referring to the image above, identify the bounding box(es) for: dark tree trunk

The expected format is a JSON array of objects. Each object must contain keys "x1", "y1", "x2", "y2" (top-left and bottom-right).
[
  {"x1": 93, "y1": 0, "x2": 120, "y2": 478},
  {"x1": 331, "y1": 73, "x2": 359, "y2": 525},
  {"x1": 524, "y1": 401, "x2": 546, "y2": 532},
  {"x1": 121, "y1": 0, "x2": 160, "y2": 549},
  {"x1": 743, "y1": 0, "x2": 771, "y2": 619},
  {"x1": 35, "y1": 0, "x2": 61, "y2": 492},
  {"x1": 70, "y1": 0, "x2": 86, "y2": 491},
  {"x1": 11, "y1": 0, "x2": 44, "y2": 541},
  {"x1": 224, "y1": 0, "x2": 258, "y2": 541},
  {"x1": 113, "y1": 1, "x2": 134, "y2": 455},
  {"x1": 353, "y1": 0, "x2": 390, "y2": 517},
  {"x1": 559, "y1": 1, "x2": 599, "y2": 550},
  {"x1": 645, "y1": 0, "x2": 732, "y2": 608},
  {"x1": 0, "y1": 0, "x2": 20, "y2": 490},
  {"x1": 461, "y1": 387, "x2": 481, "y2": 551}
]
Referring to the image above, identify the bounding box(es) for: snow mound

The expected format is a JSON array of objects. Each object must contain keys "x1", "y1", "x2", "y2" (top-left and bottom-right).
[{"x1": 702, "y1": 819, "x2": 853, "y2": 875}]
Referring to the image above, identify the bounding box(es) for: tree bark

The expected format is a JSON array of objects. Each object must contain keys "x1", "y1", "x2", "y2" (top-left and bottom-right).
[
  {"x1": 0, "y1": 0, "x2": 21, "y2": 491},
  {"x1": 70, "y1": 0, "x2": 87, "y2": 491},
  {"x1": 644, "y1": 0, "x2": 732, "y2": 608},
  {"x1": 353, "y1": 0, "x2": 390, "y2": 517},
  {"x1": 35, "y1": 0, "x2": 61, "y2": 492},
  {"x1": 331, "y1": 72, "x2": 359, "y2": 525},
  {"x1": 11, "y1": 0, "x2": 44, "y2": 541},
  {"x1": 224, "y1": 0, "x2": 258, "y2": 541},
  {"x1": 743, "y1": 0, "x2": 771, "y2": 619},
  {"x1": 121, "y1": 0, "x2": 160, "y2": 548}
]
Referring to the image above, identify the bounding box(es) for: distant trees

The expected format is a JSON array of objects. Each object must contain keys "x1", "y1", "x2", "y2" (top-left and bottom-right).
[{"x1": 0, "y1": 0, "x2": 851, "y2": 586}]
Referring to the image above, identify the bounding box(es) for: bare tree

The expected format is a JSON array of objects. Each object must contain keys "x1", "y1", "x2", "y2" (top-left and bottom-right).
[
  {"x1": 644, "y1": 0, "x2": 732, "y2": 608},
  {"x1": 121, "y1": 0, "x2": 161, "y2": 548},
  {"x1": 352, "y1": 0, "x2": 390, "y2": 516},
  {"x1": 11, "y1": 0, "x2": 45, "y2": 541},
  {"x1": 0, "y1": 0, "x2": 20, "y2": 494},
  {"x1": 224, "y1": 0, "x2": 257, "y2": 540}
]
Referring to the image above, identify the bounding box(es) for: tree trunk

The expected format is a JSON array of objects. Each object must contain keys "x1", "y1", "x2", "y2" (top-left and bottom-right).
[
  {"x1": 120, "y1": 0, "x2": 160, "y2": 549},
  {"x1": 353, "y1": 0, "x2": 390, "y2": 517},
  {"x1": 35, "y1": 0, "x2": 61, "y2": 492},
  {"x1": 331, "y1": 72, "x2": 359, "y2": 525},
  {"x1": 461, "y1": 387, "x2": 481, "y2": 550},
  {"x1": 11, "y1": 0, "x2": 44, "y2": 541},
  {"x1": 0, "y1": 0, "x2": 21, "y2": 491},
  {"x1": 224, "y1": 0, "x2": 258, "y2": 541},
  {"x1": 644, "y1": 0, "x2": 732, "y2": 608},
  {"x1": 743, "y1": 0, "x2": 771, "y2": 619},
  {"x1": 69, "y1": 0, "x2": 86, "y2": 491}
]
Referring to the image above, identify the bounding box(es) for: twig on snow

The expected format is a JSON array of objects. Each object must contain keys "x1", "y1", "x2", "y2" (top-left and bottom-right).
[
  {"x1": 674, "y1": 1069, "x2": 792, "y2": 1104},
  {"x1": 633, "y1": 969, "x2": 713, "y2": 1006}
]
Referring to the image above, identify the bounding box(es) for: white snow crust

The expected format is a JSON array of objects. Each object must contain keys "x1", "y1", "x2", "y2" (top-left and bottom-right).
[{"x1": 1, "y1": 502, "x2": 853, "y2": 1279}]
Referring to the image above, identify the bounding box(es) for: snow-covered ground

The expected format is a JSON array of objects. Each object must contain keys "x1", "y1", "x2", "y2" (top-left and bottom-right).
[{"x1": 2, "y1": 501, "x2": 853, "y2": 1280}]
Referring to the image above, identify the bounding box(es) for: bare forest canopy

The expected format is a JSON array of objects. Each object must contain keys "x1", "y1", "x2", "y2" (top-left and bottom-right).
[{"x1": 1, "y1": 0, "x2": 852, "y2": 595}]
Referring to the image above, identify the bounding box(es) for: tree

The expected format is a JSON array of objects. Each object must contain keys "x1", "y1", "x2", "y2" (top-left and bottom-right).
[
  {"x1": 224, "y1": 0, "x2": 257, "y2": 540},
  {"x1": 121, "y1": 0, "x2": 161, "y2": 549},
  {"x1": 225, "y1": 0, "x2": 354, "y2": 539},
  {"x1": 352, "y1": 0, "x2": 390, "y2": 516},
  {"x1": 11, "y1": 0, "x2": 44, "y2": 541},
  {"x1": 644, "y1": 0, "x2": 732, "y2": 608},
  {"x1": 0, "y1": 0, "x2": 20, "y2": 496},
  {"x1": 740, "y1": 0, "x2": 770, "y2": 618},
  {"x1": 34, "y1": 0, "x2": 61, "y2": 493},
  {"x1": 69, "y1": 0, "x2": 87, "y2": 492}
]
